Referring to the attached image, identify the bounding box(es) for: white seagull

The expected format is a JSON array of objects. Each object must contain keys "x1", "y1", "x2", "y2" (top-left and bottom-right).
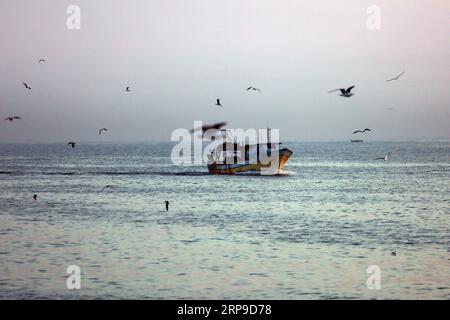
[{"x1": 375, "y1": 152, "x2": 391, "y2": 161}]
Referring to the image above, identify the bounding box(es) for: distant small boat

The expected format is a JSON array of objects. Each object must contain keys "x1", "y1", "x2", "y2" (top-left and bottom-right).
[{"x1": 351, "y1": 139, "x2": 363, "y2": 143}]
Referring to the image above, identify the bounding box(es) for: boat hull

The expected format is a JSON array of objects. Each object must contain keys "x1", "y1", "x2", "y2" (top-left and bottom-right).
[{"x1": 207, "y1": 148, "x2": 293, "y2": 175}]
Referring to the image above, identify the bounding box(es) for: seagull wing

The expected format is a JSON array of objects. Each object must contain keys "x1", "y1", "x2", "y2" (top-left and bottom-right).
[
  {"x1": 396, "y1": 71, "x2": 405, "y2": 79},
  {"x1": 13, "y1": 116, "x2": 22, "y2": 119},
  {"x1": 327, "y1": 89, "x2": 339, "y2": 93},
  {"x1": 346, "y1": 86, "x2": 355, "y2": 93}
]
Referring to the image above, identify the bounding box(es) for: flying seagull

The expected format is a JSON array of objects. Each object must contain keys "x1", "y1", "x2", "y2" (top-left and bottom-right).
[
  {"x1": 67, "y1": 142, "x2": 76, "y2": 148},
  {"x1": 328, "y1": 86, "x2": 355, "y2": 97},
  {"x1": 4, "y1": 116, "x2": 22, "y2": 121},
  {"x1": 165, "y1": 200, "x2": 170, "y2": 211},
  {"x1": 353, "y1": 128, "x2": 371, "y2": 134},
  {"x1": 386, "y1": 71, "x2": 405, "y2": 82},
  {"x1": 215, "y1": 99, "x2": 222, "y2": 107},
  {"x1": 38, "y1": 59, "x2": 46, "y2": 63},
  {"x1": 33, "y1": 194, "x2": 38, "y2": 200},
  {"x1": 375, "y1": 152, "x2": 391, "y2": 161},
  {"x1": 22, "y1": 82, "x2": 31, "y2": 90},
  {"x1": 246, "y1": 87, "x2": 261, "y2": 93},
  {"x1": 125, "y1": 86, "x2": 130, "y2": 92},
  {"x1": 189, "y1": 121, "x2": 227, "y2": 134},
  {"x1": 98, "y1": 128, "x2": 108, "y2": 135}
]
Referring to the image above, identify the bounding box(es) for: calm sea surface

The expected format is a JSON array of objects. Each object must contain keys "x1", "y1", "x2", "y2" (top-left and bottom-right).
[{"x1": 0, "y1": 141, "x2": 449, "y2": 299}]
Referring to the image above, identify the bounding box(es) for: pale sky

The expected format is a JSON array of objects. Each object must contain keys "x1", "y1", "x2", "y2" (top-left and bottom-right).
[{"x1": 0, "y1": 0, "x2": 449, "y2": 143}]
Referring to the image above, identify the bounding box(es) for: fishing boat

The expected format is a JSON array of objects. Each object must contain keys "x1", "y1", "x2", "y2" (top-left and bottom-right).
[
  {"x1": 351, "y1": 139, "x2": 363, "y2": 143},
  {"x1": 206, "y1": 128, "x2": 293, "y2": 175}
]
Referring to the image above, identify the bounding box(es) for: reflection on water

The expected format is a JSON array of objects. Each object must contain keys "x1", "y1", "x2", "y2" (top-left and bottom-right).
[{"x1": 0, "y1": 141, "x2": 449, "y2": 299}]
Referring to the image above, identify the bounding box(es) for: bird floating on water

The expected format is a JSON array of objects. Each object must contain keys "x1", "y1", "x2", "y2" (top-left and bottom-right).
[
  {"x1": 328, "y1": 86, "x2": 355, "y2": 97},
  {"x1": 22, "y1": 82, "x2": 31, "y2": 90},
  {"x1": 165, "y1": 201, "x2": 170, "y2": 211},
  {"x1": 353, "y1": 128, "x2": 371, "y2": 134},
  {"x1": 386, "y1": 71, "x2": 405, "y2": 82},
  {"x1": 67, "y1": 142, "x2": 76, "y2": 148},
  {"x1": 246, "y1": 87, "x2": 261, "y2": 93},
  {"x1": 215, "y1": 99, "x2": 222, "y2": 107},
  {"x1": 33, "y1": 194, "x2": 38, "y2": 200},
  {"x1": 375, "y1": 152, "x2": 391, "y2": 161},
  {"x1": 4, "y1": 116, "x2": 22, "y2": 121},
  {"x1": 98, "y1": 128, "x2": 108, "y2": 135}
]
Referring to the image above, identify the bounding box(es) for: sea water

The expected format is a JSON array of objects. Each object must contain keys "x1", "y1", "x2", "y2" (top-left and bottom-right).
[{"x1": 0, "y1": 141, "x2": 449, "y2": 299}]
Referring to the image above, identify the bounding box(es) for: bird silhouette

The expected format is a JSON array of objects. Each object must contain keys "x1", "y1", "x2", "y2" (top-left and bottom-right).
[
  {"x1": 246, "y1": 87, "x2": 261, "y2": 93},
  {"x1": 98, "y1": 128, "x2": 108, "y2": 135},
  {"x1": 38, "y1": 59, "x2": 46, "y2": 63},
  {"x1": 353, "y1": 128, "x2": 371, "y2": 134},
  {"x1": 391, "y1": 251, "x2": 397, "y2": 256},
  {"x1": 386, "y1": 71, "x2": 405, "y2": 82},
  {"x1": 165, "y1": 201, "x2": 169, "y2": 211},
  {"x1": 328, "y1": 86, "x2": 355, "y2": 97},
  {"x1": 215, "y1": 99, "x2": 222, "y2": 107},
  {"x1": 22, "y1": 82, "x2": 31, "y2": 90},
  {"x1": 4, "y1": 116, "x2": 22, "y2": 121},
  {"x1": 125, "y1": 86, "x2": 130, "y2": 92},
  {"x1": 67, "y1": 142, "x2": 76, "y2": 148},
  {"x1": 33, "y1": 194, "x2": 38, "y2": 200}
]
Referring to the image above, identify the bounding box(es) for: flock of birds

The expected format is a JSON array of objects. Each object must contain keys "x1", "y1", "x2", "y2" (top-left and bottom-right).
[
  {"x1": 325, "y1": 71, "x2": 406, "y2": 161},
  {"x1": 5, "y1": 57, "x2": 405, "y2": 217},
  {"x1": 4, "y1": 59, "x2": 268, "y2": 212}
]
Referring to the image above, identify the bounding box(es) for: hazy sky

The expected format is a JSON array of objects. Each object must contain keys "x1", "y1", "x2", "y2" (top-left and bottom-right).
[{"x1": 0, "y1": 0, "x2": 449, "y2": 142}]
